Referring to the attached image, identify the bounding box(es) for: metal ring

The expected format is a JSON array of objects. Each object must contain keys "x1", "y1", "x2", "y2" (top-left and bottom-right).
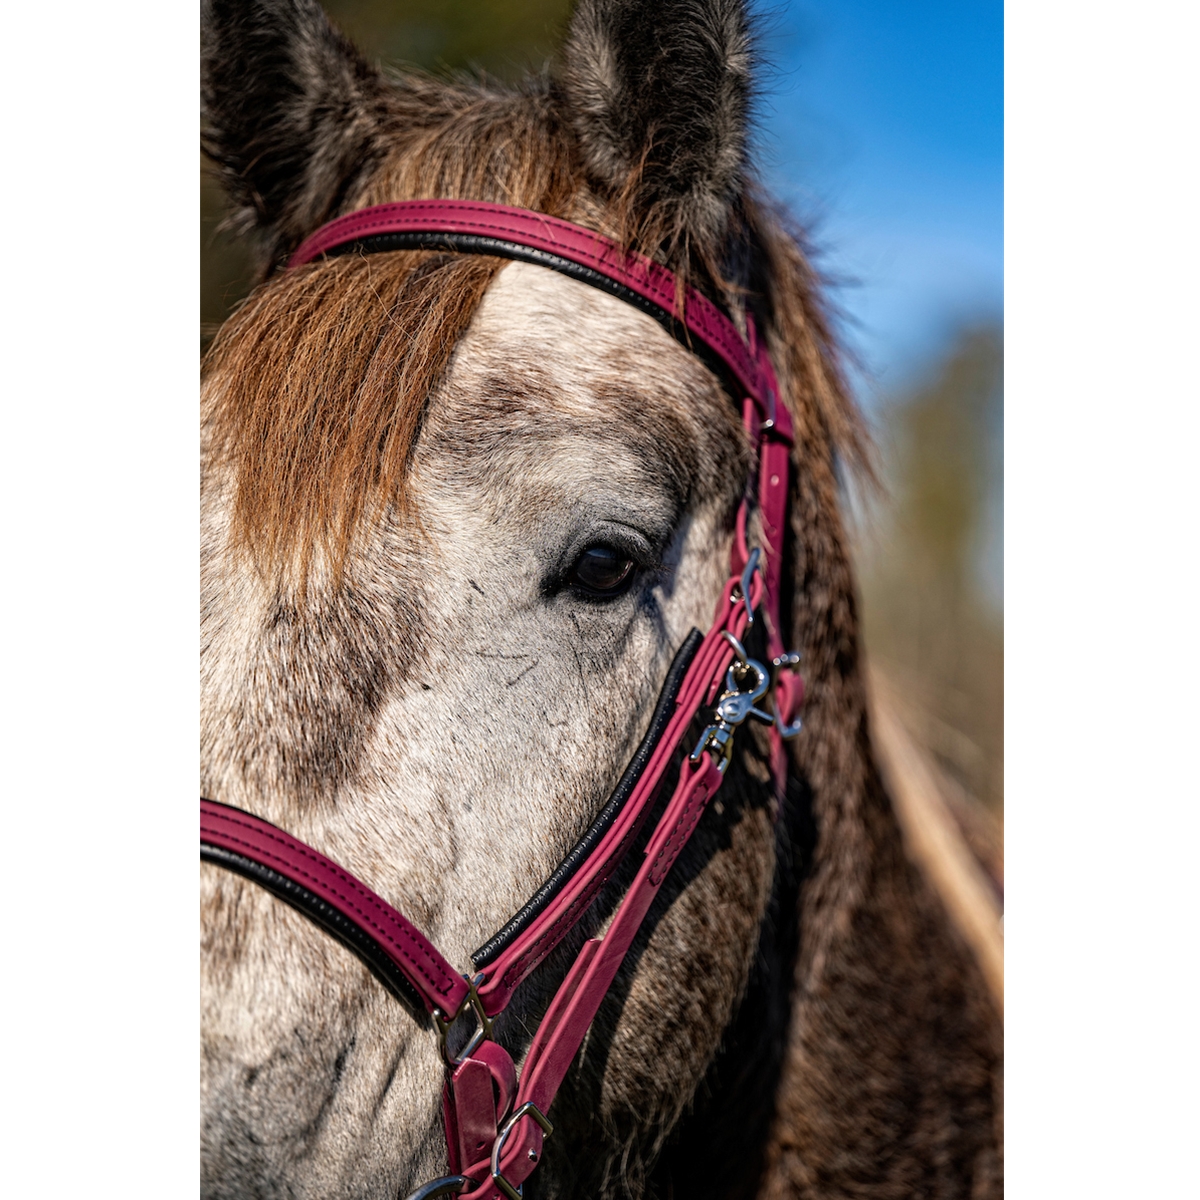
[
  {"x1": 434, "y1": 978, "x2": 495, "y2": 1066},
  {"x1": 400, "y1": 1174, "x2": 471, "y2": 1200},
  {"x1": 771, "y1": 651, "x2": 804, "y2": 739},
  {"x1": 490, "y1": 1102, "x2": 554, "y2": 1200}
]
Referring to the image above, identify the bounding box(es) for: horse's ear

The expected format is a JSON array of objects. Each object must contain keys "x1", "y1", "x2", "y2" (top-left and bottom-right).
[
  {"x1": 201, "y1": 0, "x2": 389, "y2": 268},
  {"x1": 559, "y1": 0, "x2": 753, "y2": 260}
]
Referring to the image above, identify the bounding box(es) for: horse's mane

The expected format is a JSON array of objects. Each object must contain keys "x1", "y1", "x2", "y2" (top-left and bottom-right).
[{"x1": 201, "y1": 72, "x2": 866, "y2": 583}]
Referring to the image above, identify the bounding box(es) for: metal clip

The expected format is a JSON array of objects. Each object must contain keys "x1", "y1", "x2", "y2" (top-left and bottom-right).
[
  {"x1": 491, "y1": 1102, "x2": 554, "y2": 1200},
  {"x1": 689, "y1": 633, "x2": 775, "y2": 774},
  {"x1": 433, "y1": 975, "x2": 494, "y2": 1067},
  {"x1": 731, "y1": 547, "x2": 761, "y2": 628}
]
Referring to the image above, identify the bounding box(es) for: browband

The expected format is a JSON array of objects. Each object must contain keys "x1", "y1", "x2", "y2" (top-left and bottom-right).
[
  {"x1": 204, "y1": 198, "x2": 803, "y2": 1200},
  {"x1": 288, "y1": 200, "x2": 793, "y2": 444}
]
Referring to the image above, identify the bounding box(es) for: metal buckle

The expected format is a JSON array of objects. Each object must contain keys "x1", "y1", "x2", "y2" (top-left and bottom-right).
[
  {"x1": 727, "y1": 545, "x2": 803, "y2": 741},
  {"x1": 433, "y1": 975, "x2": 494, "y2": 1067},
  {"x1": 490, "y1": 1102, "x2": 554, "y2": 1200},
  {"x1": 689, "y1": 632, "x2": 774, "y2": 774}
]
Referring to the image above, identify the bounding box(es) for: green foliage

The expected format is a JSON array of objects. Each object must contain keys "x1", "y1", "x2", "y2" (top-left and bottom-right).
[
  {"x1": 201, "y1": 168, "x2": 255, "y2": 350},
  {"x1": 893, "y1": 327, "x2": 1002, "y2": 594}
]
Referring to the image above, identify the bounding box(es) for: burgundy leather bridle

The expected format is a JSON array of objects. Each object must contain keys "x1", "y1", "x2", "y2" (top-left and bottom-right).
[{"x1": 200, "y1": 200, "x2": 804, "y2": 1200}]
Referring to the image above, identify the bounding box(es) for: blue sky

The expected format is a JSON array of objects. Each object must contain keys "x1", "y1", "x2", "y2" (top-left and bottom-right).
[{"x1": 754, "y1": 0, "x2": 1003, "y2": 410}]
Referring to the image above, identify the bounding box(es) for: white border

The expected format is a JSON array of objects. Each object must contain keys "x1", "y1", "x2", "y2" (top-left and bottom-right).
[
  {"x1": 1006, "y1": 0, "x2": 1198, "y2": 1193},
  {"x1": 0, "y1": 2, "x2": 195, "y2": 1193}
]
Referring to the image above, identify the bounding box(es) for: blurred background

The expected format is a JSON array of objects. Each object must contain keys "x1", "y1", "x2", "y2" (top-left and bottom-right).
[{"x1": 201, "y1": 0, "x2": 1003, "y2": 833}]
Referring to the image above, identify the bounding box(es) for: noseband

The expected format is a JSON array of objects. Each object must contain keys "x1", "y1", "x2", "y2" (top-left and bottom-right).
[{"x1": 200, "y1": 200, "x2": 804, "y2": 1200}]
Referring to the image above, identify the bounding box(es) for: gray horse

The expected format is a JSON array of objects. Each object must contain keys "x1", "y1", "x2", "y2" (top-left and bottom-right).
[{"x1": 199, "y1": 0, "x2": 1002, "y2": 1195}]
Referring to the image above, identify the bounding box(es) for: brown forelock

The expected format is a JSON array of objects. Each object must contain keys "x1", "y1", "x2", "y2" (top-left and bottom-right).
[
  {"x1": 202, "y1": 79, "x2": 590, "y2": 584},
  {"x1": 201, "y1": 75, "x2": 867, "y2": 590},
  {"x1": 203, "y1": 249, "x2": 503, "y2": 581}
]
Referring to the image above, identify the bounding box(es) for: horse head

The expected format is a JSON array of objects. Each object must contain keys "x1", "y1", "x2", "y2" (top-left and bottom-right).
[{"x1": 200, "y1": 2, "x2": 1001, "y2": 1197}]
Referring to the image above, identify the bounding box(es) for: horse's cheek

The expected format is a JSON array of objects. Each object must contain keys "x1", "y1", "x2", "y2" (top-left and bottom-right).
[{"x1": 200, "y1": 864, "x2": 448, "y2": 1194}]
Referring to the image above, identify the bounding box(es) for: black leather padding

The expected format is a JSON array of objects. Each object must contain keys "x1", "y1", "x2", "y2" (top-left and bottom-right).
[
  {"x1": 201, "y1": 842, "x2": 429, "y2": 1021},
  {"x1": 471, "y1": 628, "x2": 704, "y2": 968}
]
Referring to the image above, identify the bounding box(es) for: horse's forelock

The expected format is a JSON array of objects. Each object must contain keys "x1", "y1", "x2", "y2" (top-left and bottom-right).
[
  {"x1": 200, "y1": 77, "x2": 863, "y2": 599},
  {"x1": 203, "y1": 248, "x2": 503, "y2": 582},
  {"x1": 202, "y1": 82, "x2": 592, "y2": 585}
]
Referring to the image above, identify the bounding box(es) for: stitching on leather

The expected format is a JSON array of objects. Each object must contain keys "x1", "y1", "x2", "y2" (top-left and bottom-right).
[
  {"x1": 202, "y1": 809, "x2": 460, "y2": 998},
  {"x1": 499, "y1": 834, "x2": 629, "y2": 990},
  {"x1": 208, "y1": 822, "x2": 456, "y2": 997},
  {"x1": 294, "y1": 204, "x2": 761, "y2": 394},
  {"x1": 472, "y1": 629, "x2": 704, "y2": 967},
  {"x1": 648, "y1": 767, "x2": 716, "y2": 886},
  {"x1": 494, "y1": 652, "x2": 718, "y2": 989},
  {"x1": 497, "y1": 726, "x2": 679, "y2": 990}
]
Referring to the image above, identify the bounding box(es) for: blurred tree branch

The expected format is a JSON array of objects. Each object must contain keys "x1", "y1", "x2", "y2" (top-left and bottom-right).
[{"x1": 858, "y1": 325, "x2": 1004, "y2": 816}]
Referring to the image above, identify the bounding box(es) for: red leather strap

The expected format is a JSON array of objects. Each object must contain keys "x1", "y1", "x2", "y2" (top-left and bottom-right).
[
  {"x1": 287, "y1": 199, "x2": 793, "y2": 446},
  {"x1": 444, "y1": 1041, "x2": 517, "y2": 1174},
  {"x1": 460, "y1": 755, "x2": 726, "y2": 1197},
  {"x1": 200, "y1": 799, "x2": 470, "y2": 1019}
]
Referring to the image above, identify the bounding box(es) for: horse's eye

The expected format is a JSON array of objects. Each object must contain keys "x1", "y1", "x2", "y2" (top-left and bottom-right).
[{"x1": 569, "y1": 545, "x2": 636, "y2": 596}]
